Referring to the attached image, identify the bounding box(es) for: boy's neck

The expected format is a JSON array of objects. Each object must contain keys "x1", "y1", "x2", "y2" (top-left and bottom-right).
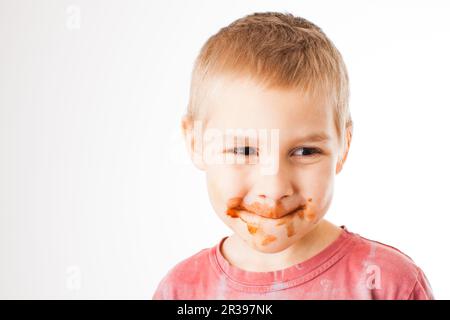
[{"x1": 221, "y1": 219, "x2": 343, "y2": 272}]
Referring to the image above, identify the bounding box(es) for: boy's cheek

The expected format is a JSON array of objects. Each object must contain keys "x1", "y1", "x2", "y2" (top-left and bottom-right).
[
  {"x1": 206, "y1": 159, "x2": 336, "y2": 216},
  {"x1": 206, "y1": 170, "x2": 248, "y2": 211}
]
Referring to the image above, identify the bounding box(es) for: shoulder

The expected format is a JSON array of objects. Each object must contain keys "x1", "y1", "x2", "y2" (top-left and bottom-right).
[
  {"x1": 344, "y1": 231, "x2": 434, "y2": 299},
  {"x1": 166, "y1": 246, "x2": 212, "y2": 283},
  {"x1": 350, "y1": 233, "x2": 418, "y2": 275},
  {"x1": 152, "y1": 244, "x2": 215, "y2": 300}
]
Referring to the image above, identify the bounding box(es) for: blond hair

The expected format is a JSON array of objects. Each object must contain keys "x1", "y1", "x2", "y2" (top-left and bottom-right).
[{"x1": 186, "y1": 12, "x2": 352, "y2": 142}]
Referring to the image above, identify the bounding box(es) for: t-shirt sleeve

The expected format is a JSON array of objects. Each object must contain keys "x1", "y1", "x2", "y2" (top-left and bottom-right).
[
  {"x1": 152, "y1": 273, "x2": 173, "y2": 300},
  {"x1": 151, "y1": 248, "x2": 212, "y2": 300},
  {"x1": 152, "y1": 282, "x2": 164, "y2": 300},
  {"x1": 407, "y1": 267, "x2": 435, "y2": 300}
]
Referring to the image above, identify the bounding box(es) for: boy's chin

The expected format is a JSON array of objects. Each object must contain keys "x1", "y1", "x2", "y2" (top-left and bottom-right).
[
  {"x1": 244, "y1": 236, "x2": 296, "y2": 254},
  {"x1": 253, "y1": 244, "x2": 291, "y2": 254}
]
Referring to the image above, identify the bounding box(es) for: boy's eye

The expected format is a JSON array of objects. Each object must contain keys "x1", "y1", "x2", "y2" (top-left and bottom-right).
[
  {"x1": 231, "y1": 146, "x2": 258, "y2": 156},
  {"x1": 225, "y1": 146, "x2": 321, "y2": 158},
  {"x1": 292, "y1": 147, "x2": 322, "y2": 157}
]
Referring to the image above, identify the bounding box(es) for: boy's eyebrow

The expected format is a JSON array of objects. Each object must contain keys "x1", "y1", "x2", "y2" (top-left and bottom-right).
[
  {"x1": 223, "y1": 131, "x2": 330, "y2": 143},
  {"x1": 223, "y1": 133, "x2": 259, "y2": 143},
  {"x1": 294, "y1": 132, "x2": 331, "y2": 143}
]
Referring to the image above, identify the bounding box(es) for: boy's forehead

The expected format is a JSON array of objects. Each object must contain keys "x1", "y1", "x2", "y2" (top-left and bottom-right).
[
  {"x1": 203, "y1": 75, "x2": 334, "y2": 133},
  {"x1": 205, "y1": 74, "x2": 313, "y2": 106}
]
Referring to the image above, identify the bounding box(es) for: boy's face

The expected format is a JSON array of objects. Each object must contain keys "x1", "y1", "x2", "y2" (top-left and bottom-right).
[{"x1": 183, "y1": 75, "x2": 351, "y2": 253}]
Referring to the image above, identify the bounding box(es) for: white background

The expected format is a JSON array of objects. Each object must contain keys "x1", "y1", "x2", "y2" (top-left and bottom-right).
[{"x1": 1, "y1": 0, "x2": 449, "y2": 299}]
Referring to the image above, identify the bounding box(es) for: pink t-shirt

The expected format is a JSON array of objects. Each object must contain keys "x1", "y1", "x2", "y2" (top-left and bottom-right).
[{"x1": 153, "y1": 226, "x2": 434, "y2": 300}]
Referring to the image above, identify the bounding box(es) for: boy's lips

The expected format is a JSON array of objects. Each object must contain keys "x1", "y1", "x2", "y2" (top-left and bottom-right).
[
  {"x1": 225, "y1": 197, "x2": 316, "y2": 241},
  {"x1": 226, "y1": 197, "x2": 307, "y2": 220},
  {"x1": 245, "y1": 203, "x2": 306, "y2": 219}
]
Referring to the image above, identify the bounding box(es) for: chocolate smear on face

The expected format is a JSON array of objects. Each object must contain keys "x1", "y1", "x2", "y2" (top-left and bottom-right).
[
  {"x1": 247, "y1": 224, "x2": 259, "y2": 234},
  {"x1": 226, "y1": 197, "x2": 314, "y2": 238},
  {"x1": 261, "y1": 234, "x2": 277, "y2": 246},
  {"x1": 286, "y1": 220, "x2": 295, "y2": 237}
]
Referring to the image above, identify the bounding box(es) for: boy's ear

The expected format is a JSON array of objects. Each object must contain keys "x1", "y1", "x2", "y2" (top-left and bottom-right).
[
  {"x1": 181, "y1": 115, "x2": 206, "y2": 171},
  {"x1": 335, "y1": 125, "x2": 353, "y2": 175}
]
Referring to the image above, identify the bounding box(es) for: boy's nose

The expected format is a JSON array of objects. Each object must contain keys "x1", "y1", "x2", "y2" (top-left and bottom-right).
[
  {"x1": 253, "y1": 167, "x2": 294, "y2": 199},
  {"x1": 246, "y1": 169, "x2": 295, "y2": 218}
]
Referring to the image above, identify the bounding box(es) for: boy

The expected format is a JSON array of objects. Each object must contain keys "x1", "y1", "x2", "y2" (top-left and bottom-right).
[{"x1": 153, "y1": 12, "x2": 434, "y2": 299}]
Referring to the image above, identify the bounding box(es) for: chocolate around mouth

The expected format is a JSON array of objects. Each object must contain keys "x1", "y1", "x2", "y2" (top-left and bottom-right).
[
  {"x1": 226, "y1": 198, "x2": 307, "y2": 220},
  {"x1": 225, "y1": 197, "x2": 316, "y2": 240}
]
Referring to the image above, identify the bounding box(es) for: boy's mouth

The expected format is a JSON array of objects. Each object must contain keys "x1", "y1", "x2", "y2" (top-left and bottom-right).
[
  {"x1": 226, "y1": 197, "x2": 309, "y2": 220},
  {"x1": 225, "y1": 197, "x2": 316, "y2": 242}
]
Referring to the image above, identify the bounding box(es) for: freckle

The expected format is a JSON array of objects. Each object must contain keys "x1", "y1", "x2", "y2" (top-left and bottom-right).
[
  {"x1": 308, "y1": 198, "x2": 312, "y2": 202},
  {"x1": 286, "y1": 221, "x2": 295, "y2": 237},
  {"x1": 261, "y1": 234, "x2": 277, "y2": 246}
]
